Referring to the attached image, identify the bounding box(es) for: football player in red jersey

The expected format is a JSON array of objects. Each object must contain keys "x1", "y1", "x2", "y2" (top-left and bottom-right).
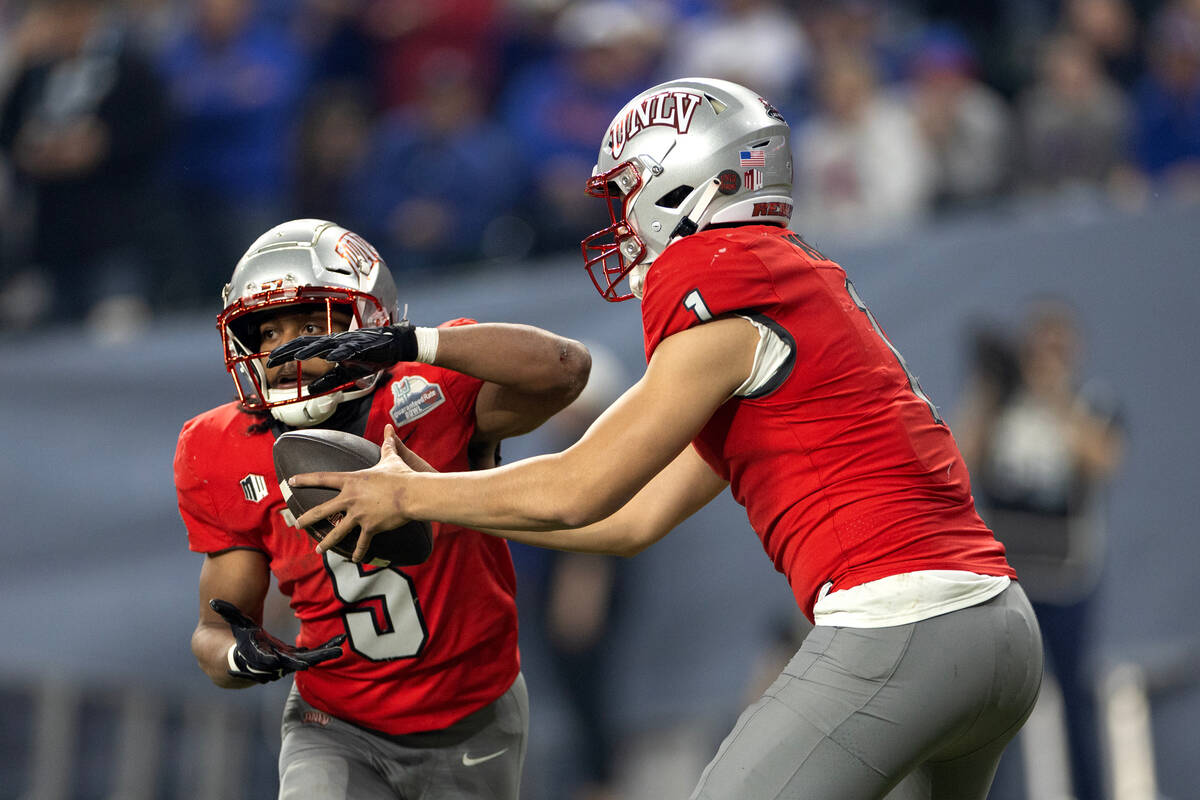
[
  {"x1": 287, "y1": 80, "x2": 1043, "y2": 800},
  {"x1": 174, "y1": 219, "x2": 590, "y2": 799}
]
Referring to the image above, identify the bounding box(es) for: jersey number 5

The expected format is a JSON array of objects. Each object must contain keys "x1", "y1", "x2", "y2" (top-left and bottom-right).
[
  {"x1": 844, "y1": 279, "x2": 944, "y2": 424},
  {"x1": 325, "y1": 554, "x2": 428, "y2": 661}
]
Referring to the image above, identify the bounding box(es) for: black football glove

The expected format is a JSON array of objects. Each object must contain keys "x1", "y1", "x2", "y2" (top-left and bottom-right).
[
  {"x1": 210, "y1": 598, "x2": 346, "y2": 685},
  {"x1": 265, "y1": 323, "x2": 419, "y2": 394}
]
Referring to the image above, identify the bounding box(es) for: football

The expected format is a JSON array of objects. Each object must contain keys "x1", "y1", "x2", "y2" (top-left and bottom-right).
[{"x1": 272, "y1": 429, "x2": 433, "y2": 567}]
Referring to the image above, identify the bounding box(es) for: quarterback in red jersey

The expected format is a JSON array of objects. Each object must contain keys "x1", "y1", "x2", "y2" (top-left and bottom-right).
[
  {"x1": 288, "y1": 80, "x2": 1043, "y2": 800},
  {"x1": 175, "y1": 219, "x2": 589, "y2": 799}
]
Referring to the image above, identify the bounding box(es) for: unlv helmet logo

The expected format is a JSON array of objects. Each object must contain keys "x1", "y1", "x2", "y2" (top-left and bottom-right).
[
  {"x1": 336, "y1": 232, "x2": 380, "y2": 280},
  {"x1": 608, "y1": 90, "x2": 704, "y2": 160}
]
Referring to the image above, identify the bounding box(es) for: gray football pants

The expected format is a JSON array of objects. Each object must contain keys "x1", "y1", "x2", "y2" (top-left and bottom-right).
[
  {"x1": 691, "y1": 584, "x2": 1043, "y2": 800},
  {"x1": 277, "y1": 673, "x2": 528, "y2": 799}
]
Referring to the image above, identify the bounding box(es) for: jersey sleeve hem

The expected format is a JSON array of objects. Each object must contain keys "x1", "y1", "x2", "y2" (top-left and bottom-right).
[
  {"x1": 194, "y1": 545, "x2": 270, "y2": 557},
  {"x1": 733, "y1": 312, "x2": 796, "y2": 399}
]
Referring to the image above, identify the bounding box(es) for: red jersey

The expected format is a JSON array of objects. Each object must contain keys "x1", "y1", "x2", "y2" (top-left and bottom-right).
[
  {"x1": 175, "y1": 324, "x2": 519, "y2": 735},
  {"x1": 641, "y1": 226, "x2": 1014, "y2": 620}
]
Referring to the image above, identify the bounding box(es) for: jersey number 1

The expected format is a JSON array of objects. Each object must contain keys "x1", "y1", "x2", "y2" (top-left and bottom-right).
[
  {"x1": 325, "y1": 554, "x2": 428, "y2": 661},
  {"x1": 844, "y1": 279, "x2": 943, "y2": 424},
  {"x1": 683, "y1": 289, "x2": 713, "y2": 321}
]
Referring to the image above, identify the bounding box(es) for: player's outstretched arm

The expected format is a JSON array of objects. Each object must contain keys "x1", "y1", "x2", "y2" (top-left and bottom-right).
[
  {"x1": 290, "y1": 316, "x2": 759, "y2": 558},
  {"x1": 483, "y1": 443, "x2": 728, "y2": 556},
  {"x1": 386, "y1": 425, "x2": 726, "y2": 556}
]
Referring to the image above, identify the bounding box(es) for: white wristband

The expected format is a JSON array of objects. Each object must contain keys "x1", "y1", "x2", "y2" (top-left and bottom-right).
[{"x1": 414, "y1": 326, "x2": 439, "y2": 364}]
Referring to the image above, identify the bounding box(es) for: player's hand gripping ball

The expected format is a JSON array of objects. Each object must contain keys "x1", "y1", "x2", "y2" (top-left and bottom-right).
[{"x1": 273, "y1": 429, "x2": 433, "y2": 566}]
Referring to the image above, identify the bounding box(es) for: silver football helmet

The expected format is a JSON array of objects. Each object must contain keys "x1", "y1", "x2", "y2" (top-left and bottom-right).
[
  {"x1": 582, "y1": 77, "x2": 793, "y2": 301},
  {"x1": 217, "y1": 219, "x2": 399, "y2": 427}
]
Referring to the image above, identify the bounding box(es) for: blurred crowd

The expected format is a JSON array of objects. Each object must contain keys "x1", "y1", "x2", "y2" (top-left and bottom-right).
[{"x1": 0, "y1": 0, "x2": 1198, "y2": 338}]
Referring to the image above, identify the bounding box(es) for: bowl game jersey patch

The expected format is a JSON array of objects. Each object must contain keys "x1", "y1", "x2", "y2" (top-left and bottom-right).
[{"x1": 389, "y1": 375, "x2": 446, "y2": 426}]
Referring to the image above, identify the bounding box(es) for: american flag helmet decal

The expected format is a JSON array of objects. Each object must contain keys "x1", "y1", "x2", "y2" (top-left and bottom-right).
[{"x1": 739, "y1": 149, "x2": 766, "y2": 167}]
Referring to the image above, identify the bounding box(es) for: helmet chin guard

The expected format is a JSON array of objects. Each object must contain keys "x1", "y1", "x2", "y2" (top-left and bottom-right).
[
  {"x1": 217, "y1": 220, "x2": 399, "y2": 427},
  {"x1": 266, "y1": 387, "x2": 343, "y2": 427},
  {"x1": 581, "y1": 78, "x2": 794, "y2": 301},
  {"x1": 582, "y1": 160, "x2": 649, "y2": 302}
]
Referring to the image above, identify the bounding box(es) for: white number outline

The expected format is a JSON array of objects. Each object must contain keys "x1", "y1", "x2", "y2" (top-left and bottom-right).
[
  {"x1": 683, "y1": 288, "x2": 713, "y2": 321},
  {"x1": 323, "y1": 553, "x2": 428, "y2": 662}
]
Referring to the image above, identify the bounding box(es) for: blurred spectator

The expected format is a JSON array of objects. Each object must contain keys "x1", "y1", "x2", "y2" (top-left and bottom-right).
[
  {"x1": 495, "y1": 0, "x2": 570, "y2": 89},
  {"x1": 362, "y1": 0, "x2": 500, "y2": 111},
  {"x1": 2, "y1": 0, "x2": 1196, "y2": 322},
  {"x1": 956, "y1": 298, "x2": 1124, "y2": 800},
  {"x1": 288, "y1": 0, "x2": 374, "y2": 92},
  {"x1": 1018, "y1": 33, "x2": 1134, "y2": 197},
  {"x1": 500, "y1": 1, "x2": 665, "y2": 254},
  {"x1": 1131, "y1": 3, "x2": 1200, "y2": 196},
  {"x1": 794, "y1": 50, "x2": 934, "y2": 238},
  {"x1": 0, "y1": 3, "x2": 33, "y2": 325},
  {"x1": 157, "y1": 0, "x2": 307, "y2": 303},
  {"x1": 916, "y1": 0, "x2": 1059, "y2": 98},
  {"x1": 1064, "y1": 0, "x2": 1143, "y2": 88},
  {"x1": 0, "y1": 0, "x2": 169, "y2": 336},
  {"x1": 345, "y1": 52, "x2": 525, "y2": 273},
  {"x1": 803, "y1": 0, "x2": 916, "y2": 87},
  {"x1": 120, "y1": 0, "x2": 191, "y2": 57},
  {"x1": 289, "y1": 80, "x2": 374, "y2": 223},
  {"x1": 663, "y1": 0, "x2": 811, "y2": 105},
  {"x1": 908, "y1": 24, "x2": 1013, "y2": 212}
]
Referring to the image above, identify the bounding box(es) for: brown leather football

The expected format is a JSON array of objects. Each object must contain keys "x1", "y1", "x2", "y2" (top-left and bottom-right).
[{"x1": 272, "y1": 429, "x2": 432, "y2": 567}]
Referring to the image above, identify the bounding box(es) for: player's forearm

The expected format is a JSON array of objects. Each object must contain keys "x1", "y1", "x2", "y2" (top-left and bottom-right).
[
  {"x1": 478, "y1": 515, "x2": 647, "y2": 557},
  {"x1": 410, "y1": 443, "x2": 724, "y2": 554},
  {"x1": 191, "y1": 623, "x2": 254, "y2": 689},
  {"x1": 402, "y1": 348, "x2": 734, "y2": 530},
  {"x1": 474, "y1": 455, "x2": 722, "y2": 557},
  {"x1": 433, "y1": 323, "x2": 590, "y2": 397},
  {"x1": 405, "y1": 452, "x2": 622, "y2": 532}
]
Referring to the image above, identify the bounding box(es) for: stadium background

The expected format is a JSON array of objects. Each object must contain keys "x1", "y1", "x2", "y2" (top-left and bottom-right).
[{"x1": 1, "y1": 0, "x2": 1198, "y2": 798}]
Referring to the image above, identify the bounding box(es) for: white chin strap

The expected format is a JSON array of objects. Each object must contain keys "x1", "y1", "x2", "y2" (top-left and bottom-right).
[
  {"x1": 628, "y1": 263, "x2": 650, "y2": 299},
  {"x1": 267, "y1": 389, "x2": 342, "y2": 427}
]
